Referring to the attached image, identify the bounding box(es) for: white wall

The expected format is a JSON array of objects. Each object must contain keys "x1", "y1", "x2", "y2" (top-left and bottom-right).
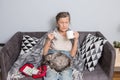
[{"x1": 0, "y1": 0, "x2": 120, "y2": 44}]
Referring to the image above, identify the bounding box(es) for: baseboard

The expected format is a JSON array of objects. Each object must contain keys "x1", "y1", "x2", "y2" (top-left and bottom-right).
[{"x1": 0, "y1": 43, "x2": 5, "y2": 46}]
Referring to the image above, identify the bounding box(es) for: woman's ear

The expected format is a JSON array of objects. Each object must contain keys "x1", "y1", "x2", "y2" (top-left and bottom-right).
[
  {"x1": 56, "y1": 25, "x2": 59, "y2": 30},
  {"x1": 56, "y1": 23, "x2": 58, "y2": 27}
]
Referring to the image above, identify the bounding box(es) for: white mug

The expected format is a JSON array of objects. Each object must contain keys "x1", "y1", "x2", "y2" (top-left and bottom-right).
[{"x1": 66, "y1": 30, "x2": 74, "y2": 39}]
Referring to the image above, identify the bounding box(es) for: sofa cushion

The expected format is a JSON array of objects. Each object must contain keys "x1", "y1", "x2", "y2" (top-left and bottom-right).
[
  {"x1": 83, "y1": 64, "x2": 108, "y2": 80},
  {"x1": 20, "y1": 35, "x2": 39, "y2": 55},
  {"x1": 80, "y1": 34, "x2": 107, "y2": 71}
]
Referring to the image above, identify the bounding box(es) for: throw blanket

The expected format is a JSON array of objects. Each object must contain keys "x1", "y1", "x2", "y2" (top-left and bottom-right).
[{"x1": 7, "y1": 28, "x2": 84, "y2": 80}]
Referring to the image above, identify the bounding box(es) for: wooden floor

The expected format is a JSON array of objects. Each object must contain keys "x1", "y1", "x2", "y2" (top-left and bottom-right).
[{"x1": 113, "y1": 72, "x2": 120, "y2": 80}]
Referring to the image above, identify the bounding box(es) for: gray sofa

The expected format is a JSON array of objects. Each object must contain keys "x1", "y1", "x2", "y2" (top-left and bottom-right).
[{"x1": 0, "y1": 31, "x2": 115, "y2": 80}]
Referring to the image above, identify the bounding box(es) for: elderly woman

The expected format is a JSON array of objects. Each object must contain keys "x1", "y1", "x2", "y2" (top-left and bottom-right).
[{"x1": 43, "y1": 12, "x2": 79, "y2": 80}]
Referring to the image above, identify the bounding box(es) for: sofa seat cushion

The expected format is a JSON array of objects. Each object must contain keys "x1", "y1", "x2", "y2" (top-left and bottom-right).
[{"x1": 83, "y1": 64, "x2": 108, "y2": 80}]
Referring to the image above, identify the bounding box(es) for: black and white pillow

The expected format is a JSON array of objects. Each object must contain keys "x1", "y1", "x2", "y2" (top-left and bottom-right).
[
  {"x1": 80, "y1": 34, "x2": 107, "y2": 71},
  {"x1": 20, "y1": 35, "x2": 39, "y2": 55}
]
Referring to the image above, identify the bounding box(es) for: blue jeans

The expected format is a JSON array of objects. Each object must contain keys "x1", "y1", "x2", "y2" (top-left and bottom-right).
[
  {"x1": 44, "y1": 49, "x2": 73, "y2": 80},
  {"x1": 44, "y1": 67, "x2": 73, "y2": 80}
]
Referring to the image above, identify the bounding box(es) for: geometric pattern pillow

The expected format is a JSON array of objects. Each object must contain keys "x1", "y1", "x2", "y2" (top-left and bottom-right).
[
  {"x1": 80, "y1": 34, "x2": 107, "y2": 72},
  {"x1": 20, "y1": 35, "x2": 39, "y2": 55}
]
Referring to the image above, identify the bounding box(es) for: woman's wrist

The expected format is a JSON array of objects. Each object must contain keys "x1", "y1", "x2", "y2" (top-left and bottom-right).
[
  {"x1": 73, "y1": 38, "x2": 78, "y2": 44},
  {"x1": 74, "y1": 38, "x2": 79, "y2": 42},
  {"x1": 46, "y1": 38, "x2": 52, "y2": 42}
]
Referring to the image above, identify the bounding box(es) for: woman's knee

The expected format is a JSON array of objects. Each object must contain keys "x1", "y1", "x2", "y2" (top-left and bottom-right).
[
  {"x1": 44, "y1": 68, "x2": 58, "y2": 80},
  {"x1": 61, "y1": 68, "x2": 73, "y2": 80}
]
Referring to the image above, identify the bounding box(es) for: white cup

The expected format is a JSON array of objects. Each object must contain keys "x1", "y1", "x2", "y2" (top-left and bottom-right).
[{"x1": 66, "y1": 30, "x2": 74, "y2": 39}]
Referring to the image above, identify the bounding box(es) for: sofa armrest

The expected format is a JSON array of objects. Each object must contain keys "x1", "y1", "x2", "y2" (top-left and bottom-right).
[
  {"x1": 0, "y1": 32, "x2": 22, "y2": 80},
  {"x1": 99, "y1": 41, "x2": 115, "y2": 80},
  {"x1": 96, "y1": 31, "x2": 115, "y2": 80}
]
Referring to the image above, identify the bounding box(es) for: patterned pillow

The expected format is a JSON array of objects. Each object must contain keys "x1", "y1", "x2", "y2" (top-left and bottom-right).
[
  {"x1": 80, "y1": 34, "x2": 107, "y2": 72},
  {"x1": 20, "y1": 35, "x2": 39, "y2": 55}
]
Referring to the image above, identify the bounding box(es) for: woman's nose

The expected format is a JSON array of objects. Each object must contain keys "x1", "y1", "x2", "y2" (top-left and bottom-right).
[{"x1": 63, "y1": 23, "x2": 66, "y2": 27}]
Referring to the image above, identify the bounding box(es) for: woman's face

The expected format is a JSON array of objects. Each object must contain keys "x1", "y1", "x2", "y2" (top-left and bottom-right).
[{"x1": 57, "y1": 17, "x2": 70, "y2": 32}]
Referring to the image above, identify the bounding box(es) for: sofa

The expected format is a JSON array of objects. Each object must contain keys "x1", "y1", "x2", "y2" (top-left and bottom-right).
[{"x1": 0, "y1": 31, "x2": 115, "y2": 80}]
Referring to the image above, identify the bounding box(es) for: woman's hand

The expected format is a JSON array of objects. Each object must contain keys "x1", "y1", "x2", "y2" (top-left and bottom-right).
[
  {"x1": 43, "y1": 33, "x2": 54, "y2": 55},
  {"x1": 73, "y1": 31, "x2": 79, "y2": 40},
  {"x1": 47, "y1": 33, "x2": 55, "y2": 41}
]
